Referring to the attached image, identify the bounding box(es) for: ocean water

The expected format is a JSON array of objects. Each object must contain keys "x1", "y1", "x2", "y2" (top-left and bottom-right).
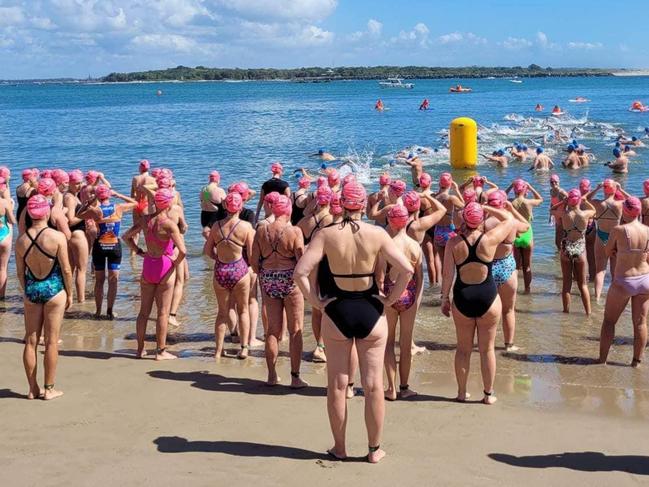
[{"x1": 1, "y1": 77, "x2": 648, "y2": 413}]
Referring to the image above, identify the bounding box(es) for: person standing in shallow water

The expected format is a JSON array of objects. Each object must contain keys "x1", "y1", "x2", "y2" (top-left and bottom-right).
[
  {"x1": 295, "y1": 182, "x2": 413, "y2": 464},
  {"x1": 598, "y1": 197, "x2": 648, "y2": 367},
  {"x1": 16, "y1": 195, "x2": 73, "y2": 400}
]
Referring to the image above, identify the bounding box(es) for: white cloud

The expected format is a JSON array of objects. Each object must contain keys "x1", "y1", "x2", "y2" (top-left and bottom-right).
[
  {"x1": 567, "y1": 41, "x2": 603, "y2": 50},
  {"x1": 348, "y1": 18, "x2": 382, "y2": 42},
  {"x1": 392, "y1": 23, "x2": 430, "y2": 47},
  {"x1": 437, "y1": 32, "x2": 486, "y2": 46},
  {"x1": 0, "y1": 6, "x2": 25, "y2": 26},
  {"x1": 367, "y1": 19, "x2": 382, "y2": 36},
  {"x1": 501, "y1": 37, "x2": 532, "y2": 49},
  {"x1": 215, "y1": 0, "x2": 337, "y2": 22},
  {"x1": 536, "y1": 31, "x2": 559, "y2": 49},
  {"x1": 131, "y1": 34, "x2": 196, "y2": 52}
]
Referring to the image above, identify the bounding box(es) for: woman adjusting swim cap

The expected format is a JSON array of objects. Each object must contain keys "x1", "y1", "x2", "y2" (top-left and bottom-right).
[
  {"x1": 403, "y1": 191, "x2": 421, "y2": 213},
  {"x1": 418, "y1": 173, "x2": 432, "y2": 189},
  {"x1": 566, "y1": 189, "x2": 581, "y2": 207},
  {"x1": 463, "y1": 202, "x2": 483, "y2": 229},
  {"x1": 389, "y1": 180, "x2": 406, "y2": 197},
  {"x1": 487, "y1": 190, "x2": 507, "y2": 209},
  {"x1": 462, "y1": 188, "x2": 476, "y2": 203},
  {"x1": 439, "y1": 172, "x2": 452, "y2": 188},
  {"x1": 387, "y1": 205, "x2": 410, "y2": 230},
  {"x1": 379, "y1": 173, "x2": 391, "y2": 186}
]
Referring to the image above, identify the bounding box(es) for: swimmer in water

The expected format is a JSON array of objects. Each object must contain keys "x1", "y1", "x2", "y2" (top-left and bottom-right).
[
  {"x1": 310, "y1": 148, "x2": 337, "y2": 162},
  {"x1": 403, "y1": 153, "x2": 423, "y2": 187},
  {"x1": 482, "y1": 150, "x2": 508, "y2": 168},
  {"x1": 563, "y1": 145, "x2": 581, "y2": 169},
  {"x1": 294, "y1": 182, "x2": 414, "y2": 463},
  {"x1": 552, "y1": 189, "x2": 596, "y2": 315},
  {"x1": 577, "y1": 147, "x2": 592, "y2": 166},
  {"x1": 619, "y1": 136, "x2": 645, "y2": 148},
  {"x1": 598, "y1": 197, "x2": 649, "y2": 367},
  {"x1": 16, "y1": 195, "x2": 73, "y2": 400},
  {"x1": 510, "y1": 144, "x2": 528, "y2": 162},
  {"x1": 441, "y1": 203, "x2": 514, "y2": 404},
  {"x1": 528, "y1": 147, "x2": 554, "y2": 171},
  {"x1": 606, "y1": 148, "x2": 629, "y2": 174},
  {"x1": 375, "y1": 99, "x2": 384, "y2": 112},
  {"x1": 419, "y1": 99, "x2": 430, "y2": 110},
  {"x1": 623, "y1": 145, "x2": 637, "y2": 158}
]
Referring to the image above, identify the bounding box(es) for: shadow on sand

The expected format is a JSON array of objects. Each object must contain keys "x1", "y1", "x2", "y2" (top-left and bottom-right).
[
  {"x1": 489, "y1": 451, "x2": 649, "y2": 475},
  {"x1": 0, "y1": 388, "x2": 26, "y2": 399},
  {"x1": 503, "y1": 352, "x2": 599, "y2": 365}
]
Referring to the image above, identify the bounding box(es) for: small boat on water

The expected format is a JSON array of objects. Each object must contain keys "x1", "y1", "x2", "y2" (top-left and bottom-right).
[
  {"x1": 569, "y1": 96, "x2": 590, "y2": 103},
  {"x1": 630, "y1": 100, "x2": 649, "y2": 112},
  {"x1": 449, "y1": 84, "x2": 472, "y2": 93},
  {"x1": 509, "y1": 79, "x2": 523, "y2": 84},
  {"x1": 379, "y1": 77, "x2": 414, "y2": 89}
]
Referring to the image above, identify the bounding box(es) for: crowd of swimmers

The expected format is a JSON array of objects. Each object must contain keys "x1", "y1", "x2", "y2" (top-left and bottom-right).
[{"x1": 2, "y1": 153, "x2": 649, "y2": 463}]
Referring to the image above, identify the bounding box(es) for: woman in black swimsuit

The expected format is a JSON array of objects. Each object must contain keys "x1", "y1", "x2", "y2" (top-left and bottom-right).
[
  {"x1": 295, "y1": 182, "x2": 413, "y2": 464},
  {"x1": 441, "y1": 202, "x2": 513, "y2": 405},
  {"x1": 64, "y1": 170, "x2": 90, "y2": 303}
]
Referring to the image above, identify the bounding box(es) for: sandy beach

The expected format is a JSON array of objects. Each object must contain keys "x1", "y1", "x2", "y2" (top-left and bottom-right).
[{"x1": 2, "y1": 315, "x2": 648, "y2": 487}]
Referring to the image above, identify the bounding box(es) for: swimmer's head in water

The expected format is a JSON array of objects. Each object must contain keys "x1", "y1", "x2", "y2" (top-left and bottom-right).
[
  {"x1": 463, "y1": 188, "x2": 476, "y2": 203},
  {"x1": 603, "y1": 179, "x2": 616, "y2": 196},
  {"x1": 613, "y1": 148, "x2": 621, "y2": 158},
  {"x1": 209, "y1": 171, "x2": 220, "y2": 183},
  {"x1": 624, "y1": 145, "x2": 631, "y2": 152},
  {"x1": 330, "y1": 193, "x2": 343, "y2": 216},
  {"x1": 497, "y1": 150, "x2": 505, "y2": 157},
  {"x1": 95, "y1": 184, "x2": 112, "y2": 201},
  {"x1": 68, "y1": 170, "x2": 83, "y2": 185},
  {"x1": 85, "y1": 170, "x2": 99, "y2": 185},
  {"x1": 615, "y1": 141, "x2": 621, "y2": 148},
  {"x1": 298, "y1": 177, "x2": 311, "y2": 189},
  {"x1": 521, "y1": 145, "x2": 528, "y2": 151},
  {"x1": 37, "y1": 177, "x2": 56, "y2": 197},
  {"x1": 379, "y1": 173, "x2": 391, "y2": 186},
  {"x1": 439, "y1": 172, "x2": 452, "y2": 189},
  {"x1": 566, "y1": 189, "x2": 581, "y2": 207},
  {"x1": 579, "y1": 178, "x2": 591, "y2": 195},
  {"x1": 272, "y1": 195, "x2": 292, "y2": 218},
  {"x1": 154, "y1": 188, "x2": 175, "y2": 210},
  {"x1": 316, "y1": 185, "x2": 333, "y2": 206},
  {"x1": 513, "y1": 179, "x2": 528, "y2": 195},
  {"x1": 328, "y1": 169, "x2": 340, "y2": 187},
  {"x1": 52, "y1": 169, "x2": 69, "y2": 187},
  {"x1": 139, "y1": 159, "x2": 150, "y2": 173},
  {"x1": 264, "y1": 191, "x2": 280, "y2": 207},
  {"x1": 387, "y1": 205, "x2": 410, "y2": 230},
  {"x1": 567, "y1": 145, "x2": 575, "y2": 153},
  {"x1": 487, "y1": 190, "x2": 507, "y2": 209},
  {"x1": 492, "y1": 151, "x2": 498, "y2": 156},
  {"x1": 550, "y1": 174, "x2": 560, "y2": 185},
  {"x1": 341, "y1": 181, "x2": 366, "y2": 211},
  {"x1": 389, "y1": 180, "x2": 406, "y2": 198},
  {"x1": 271, "y1": 161, "x2": 283, "y2": 175},
  {"x1": 632, "y1": 136, "x2": 638, "y2": 142},
  {"x1": 403, "y1": 191, "x2": 421, "y2": 213},
  {"x1": 463, "y1": 202, "x2": 484, "y2": 229},
  {"x1": 27, "y1": 194, "x2": 50, "y2": 220},
  {"x1": 318, "y1": 148, "x2": 325, "y2": 155},
  {"x1": 419, "y1": 173, "x2": 432, "y2": 189},
  {"x1": 536, "y1": 147, "x2": 544, "y2": 154},
  {"x1": 408, "y1": 152, "x2": 415, "y2": 159},
  {"x1": 320, "y1": 162, "x2": 329, "y2": 170},
  {"x1": 623, "y1": 197, "x2": 642, "y2": 219},
  {"x1": 224, "y1": 191, "x2": 243, "y2": 213}
]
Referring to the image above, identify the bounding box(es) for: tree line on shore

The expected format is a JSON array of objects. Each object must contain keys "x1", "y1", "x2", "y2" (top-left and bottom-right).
[{"x1": 102, "y1": 65, "x2": 614, "y2": 82}]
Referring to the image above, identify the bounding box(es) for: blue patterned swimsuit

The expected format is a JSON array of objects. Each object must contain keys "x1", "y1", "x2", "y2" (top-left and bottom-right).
[{"x1": 24, "y1": 227, "x2": 64, "y2": 304}]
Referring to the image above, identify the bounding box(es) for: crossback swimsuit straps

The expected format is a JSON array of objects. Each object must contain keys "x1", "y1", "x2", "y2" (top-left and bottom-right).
[
  {"x1": 595, "y1": 202, "x2": 619, "y2": 245},
  {"x1": 258, "y1": 224, "x2": 297, "y2": 299},
  {"x1": 317, "y1": 220, "x2": 384, "y2": 339},
  {"x1": 23, "y1": 228, "x2": 65, "y2": 304},
  {"x1": 561, "y1": 218, "x2": 586, "y2": 260},
  {"x1": 142, "y1": 216, "x2": 175, "y2": 285},
  {"x1": 303, "y1": 214, "x2": 324, "y2": 245},
  {"x1": 453, "y1": 234, "x2": 498, "y2": 318},
  {"x1": 613, "y1": 226, "x2": 649, "y2": 296},
  {"x1": 213, "y1": 220, "x2": 249, "y2": 291}
]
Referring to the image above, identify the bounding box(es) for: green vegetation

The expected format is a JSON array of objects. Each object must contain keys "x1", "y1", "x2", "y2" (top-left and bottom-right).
[{"x1": 102, "y1": 65, "x2": 614, "y2": 82}]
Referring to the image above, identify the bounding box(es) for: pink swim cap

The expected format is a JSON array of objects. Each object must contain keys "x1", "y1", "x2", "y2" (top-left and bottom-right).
[
  {"x1": 224, "y1": 191, "x2": 243, "y2": 213},
  {"x1": 513, "y1": 179, "x2": 528, "y2": 195},
  {"x1": 0, "y1": 166, "x2": 10, "y2": 179},
  {"x1": 156, "y1": 176, "x2": 172, "y2": 189},
  {"x1": 139, "y1": 159, "x2": 150, "y2": 173},
  {"x1": 644, "y1": 179, "x2": 649, "y2": 197},
  {"x1": 463, "y1": 188, "x2": 477, "y2": 203},
  {"x1": 439, "y1": 172, "x2": 452, "y2": 189},
  {"x1": 328, "y1": 169, "x2": 340, "y2": 187},
  {"x1": 330, "y1": 193, "x2": 343, "y2": 216},
  {"x1": 614, "y1": 189, "x2": 625, "y2": 201},
  {"x1": 264, "y1": 191, "x2": 280, "y2": 206},
  {"x1": 387, "y1": 205, "x2": 410, "y2": 230},
  {"x1": 298, "y1": 177, "x2": 311, "y2": 189},
  {"x1": 419, "y1": 173, "x2": 432, "y2": 189},
  {"x1": 151, "y1": 168, "x2": 161, "y2": 179},
  {"x1": 95, "y1": 184, "x2": 111, "y2": 201},
  {"x1": 487, "y1": 190, "x2": 507, "y2": 209},
  {"x1": 316, "y1": 176, "x2": 327, "y2": 188},
  {"x1": 579, "y1": 178, "x2": 591, "y2": 195},
  {"x1": 463, "y1": 202, "x2": 484, "y2": 228},
  {"x1": 228, "y1": 182, "x2": 250, "y2": 200},
  {"x1": 37, "y1": 177, "x2": 57, "y2": 197},
  {"x1": 52, "y1": 169, "x2": 69, "y2": 186},
  {"x1": 68, "y1": 169, "x2": 84, "y2": 184},
  {"x1": 566, "y1": 188, "x2": 581, "y2": 207},
  {"x1": 389, "y1": 180, "x2": 407, "y2": 197},
  {"x1": 22, "y1": 169, "x2": 35, "y2": 182},
  {"x1": 159, "y1": 168, "x2": 173, "y2": 180},
  {"x1": 550, "y1": 174, "x2": 560, "y2": 184},
  {"x1": 472, "y1": 175, "x2": 485, "y2": 188},
  {"x1": 342, "y1": 181, "x2": 366, "y2": 211},
  {"x1": 623, "y1": 197, "x2": 642, "y2": 219},
  {"x1": 603, "y1": 179, "x2": 616, "y2": 196},
  {"x1": 403, "y1": 191, "x2": 421, "y2": 213},
  {"x1": 41, "y1": 169, "x2": 53, "y2": 179},
  {"x1": 27, "y1": 195, "x2": 50, "y2": 220},
  {"x1": 209, "y1": 171, "x2": 220, "y2": 183},
  {"x1": 271, "y1": 162, "x2": 283, "y2": 175},
  {"x1": 316, "y1": 185, "x2": 333, "y2": 205},
  {"x1": 342, "y1": 174, "x2": 356, "y2": 187},
  {"x1": 271, "y1": 195, "x2": 292, "y2": 217},
  {"x1": 85, "y1": 170, "x2": 99, "y2": 185},
  {"x1": 154, "y1": 188, "x2": 175, "y2": 210},
  {"x1": 379, "y1": 173, "x2": 391, "y2": 186}
]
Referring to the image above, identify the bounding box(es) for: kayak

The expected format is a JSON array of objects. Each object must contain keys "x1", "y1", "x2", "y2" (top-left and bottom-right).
[{"x1": 450, "y1": 87, "x2": 472, "y2": 93}]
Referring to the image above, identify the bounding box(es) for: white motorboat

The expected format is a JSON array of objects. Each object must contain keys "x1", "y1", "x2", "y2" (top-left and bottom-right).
[{"x1": 379, "y1": 77, "x2": 414, "y2": 89}]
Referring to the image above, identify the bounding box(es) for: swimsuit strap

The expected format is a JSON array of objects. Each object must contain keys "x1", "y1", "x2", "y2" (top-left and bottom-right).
[
  {"x1": 307, "y1": 214, "x2": 322, "y2": 240},
  {"x1": 623, "y1": 225, "x2": 649, "y2": 253},
  {"x1": 261, "y1": 224, "x2": 294, "y2": 261},
  {"x1": 596, "y1": 201, "x2": 618, "y2": 221},
  {"x1": 25, "y1": 227, "x2": 57, "y2": 261},
  {"x1": 406, "y1": 220, "x2": 415, "y2": 233},
  {"x1": 216, "y1": 220, "x2": 244, "y2": 248},
  {"x1": 458, "y1": 234, "x2": 490, "y2": 267}
]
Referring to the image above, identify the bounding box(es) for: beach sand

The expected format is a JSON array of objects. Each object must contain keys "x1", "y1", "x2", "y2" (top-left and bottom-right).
[{"x1": 2, "y1": 320, "x2": 649, "y2": 487}]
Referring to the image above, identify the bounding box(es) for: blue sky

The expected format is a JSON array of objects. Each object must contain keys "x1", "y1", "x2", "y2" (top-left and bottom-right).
[{"x1": 0, "y1": 0, "x2": 646, "y2": 79}]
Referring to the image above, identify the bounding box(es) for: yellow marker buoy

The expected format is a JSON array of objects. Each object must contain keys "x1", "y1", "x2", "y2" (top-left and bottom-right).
[{"x1": 450, "y1": 117, "x2": 477, "y2": 169}]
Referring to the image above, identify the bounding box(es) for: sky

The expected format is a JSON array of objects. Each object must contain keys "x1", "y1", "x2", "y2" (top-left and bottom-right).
[{"x1": 0, "y1": 0, "x2": 647, "y2": 79}]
